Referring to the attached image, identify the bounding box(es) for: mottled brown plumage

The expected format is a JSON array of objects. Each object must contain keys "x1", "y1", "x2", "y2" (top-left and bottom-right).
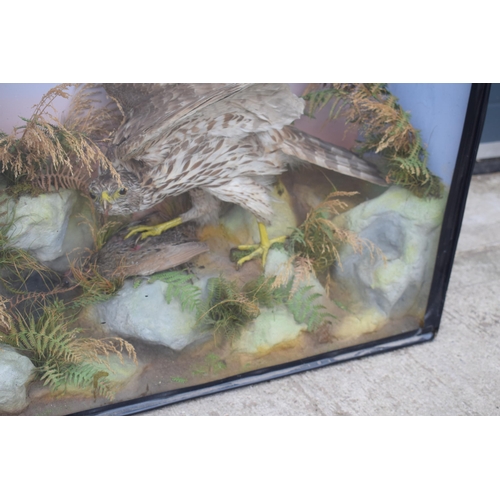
[
  {"x1": 89, "y1": 83, "x2": 385, "y2": 228},
  {"x1": 97, "y1": 224, "x2": 208, "y2": 279}
]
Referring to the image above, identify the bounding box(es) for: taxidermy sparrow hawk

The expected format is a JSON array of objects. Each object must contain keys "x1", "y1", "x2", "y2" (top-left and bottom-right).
[{"x1": 89, "y1": 83, "x2": 386, "y2": 266}]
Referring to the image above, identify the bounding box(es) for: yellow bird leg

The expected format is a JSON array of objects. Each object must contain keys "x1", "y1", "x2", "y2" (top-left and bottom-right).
[
  {"x1": 125, "y1": 217, "x2": 183, "y2": 240},
  {"x1": 237, "y1": 222, "x2": 287, "y2": 268}
]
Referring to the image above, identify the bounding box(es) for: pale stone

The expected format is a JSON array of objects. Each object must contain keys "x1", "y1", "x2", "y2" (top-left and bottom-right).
[
  {"x1": 333, "y1": 308, "x2": 388, "y2": 340},
  {"x1": 50, "y1": 193, "x2": 95, "y2": 271},
  {"x1": 2, "y1": 189, "x2": 94, "y2": 271},
  {"x1": 264, "y1": 247, "x2": 292, "y2": 278},
  {"x1": 0, "y1": 346, "x2": 35, "y2": 414},
  {"x1": 236, "y1": 306, "x2": 307, "y2": 354},
  {"x1": 333, "y1": 186, "x2": 447, "y2": 324},
  {"x1": 219, "y1": 183, "x2": 297, "y2": 245},
  {"x1": 264, "y1": 247, "x2": 326, "y2": 297},
  {"x1": 87, "y1": 280, "x2": 208, "y2": 350}
]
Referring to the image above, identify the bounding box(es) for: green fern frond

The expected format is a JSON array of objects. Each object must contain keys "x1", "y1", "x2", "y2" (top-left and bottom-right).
[
  {"x1": 0, "y1": 301, "x2": 136, "y2": 401},
  {"x1": 302, "y1": 85, "x2": 352, "y2": 120},
  {"x1": 244, "y1": 275, "x2": 275, "y2": 307},
  {"x1": 62, "y1": 364, "x2": 114, "y2": 400},
  {"x1": 148, "y1": 270, "x2": 202, "y2": 313},
  {"x1": 7, "y1": 303, "x2": 81, "y2": 365},
  {"x1": 244, "y1": 274, "x2": 334, "y2": 331},
  {"x1": 288, "y1": 285, "x2": 336, "y2": 331}
]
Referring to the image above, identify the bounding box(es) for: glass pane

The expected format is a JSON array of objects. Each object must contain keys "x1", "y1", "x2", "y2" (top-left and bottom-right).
[{"x1": 0, "y1": 83, "x2": 476, "y2": 415}]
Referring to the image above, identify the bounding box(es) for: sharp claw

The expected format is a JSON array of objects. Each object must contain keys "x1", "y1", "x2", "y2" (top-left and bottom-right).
[
  {"x1": 236, "y1": 246, "x2": 264, "y2": 267},
  {"x1": 125, "y1": 227, "x2": 145, "y2": 239},
  {"x1": 235, "y1": 234, "x2": 288, "y2": 268},
  {"x1": 124, "y1": 217, "x2": 183, "y2": 240}
]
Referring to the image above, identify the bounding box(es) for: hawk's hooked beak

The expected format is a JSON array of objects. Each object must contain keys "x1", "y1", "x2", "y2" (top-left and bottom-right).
[{"x1": 101, "y1": 191, "x2": 114, "y2": 214}]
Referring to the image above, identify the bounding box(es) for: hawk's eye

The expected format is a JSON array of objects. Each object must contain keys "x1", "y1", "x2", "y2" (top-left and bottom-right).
[
  {"x1": 89, "y1": 192, "x2": 96, "y2": 200},
  {"x1": 119, "y1": 188, "x2": 128, "y2": 195}
]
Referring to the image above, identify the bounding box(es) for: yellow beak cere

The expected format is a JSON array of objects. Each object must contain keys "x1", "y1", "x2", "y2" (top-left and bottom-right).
[
  {"x1": 101, "y1": 191, "x2": 116, "y2": 203},
  {"x1": 101, "y1": 192, "x2": 111, "y2": 211},
  {"x1": 100, "y1": 190, "x2": 122, "y2": 210}
]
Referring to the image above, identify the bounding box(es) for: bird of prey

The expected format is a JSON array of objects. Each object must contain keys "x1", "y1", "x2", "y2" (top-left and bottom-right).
[{"x1": 88, "y1": 83, "x2": 386, "y2": 266}]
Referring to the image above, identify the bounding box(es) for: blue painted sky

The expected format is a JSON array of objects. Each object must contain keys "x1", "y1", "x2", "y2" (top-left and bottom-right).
[{"x1": 388, "y1": 84, "x2": 471, "y2": 186}]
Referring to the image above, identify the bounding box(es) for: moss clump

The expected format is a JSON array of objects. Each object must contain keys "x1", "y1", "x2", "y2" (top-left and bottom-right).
[
  {"x1": 201, "y1": 276, "x2": 260, "y2": 345},
  {"x1": 4, "y1": 180, "x2": 45, "y2": 199}
]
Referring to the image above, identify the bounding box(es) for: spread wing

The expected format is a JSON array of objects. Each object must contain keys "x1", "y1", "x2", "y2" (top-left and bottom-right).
[
  {"x1": 103, "y1": 83, "x2": 305, "y2": 163},
  {"x1": 104, "y1": 83, "x2": 252, "y2": 160}
]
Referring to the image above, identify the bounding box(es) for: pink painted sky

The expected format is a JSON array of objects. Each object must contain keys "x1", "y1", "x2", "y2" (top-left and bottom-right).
[{"x1": 0, "y1": 84, "x2": 75, "y2": 133}]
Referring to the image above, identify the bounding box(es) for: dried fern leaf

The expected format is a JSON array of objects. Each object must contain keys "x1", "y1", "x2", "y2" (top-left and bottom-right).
[
  {"x1": 302, "y1": 83, "x2": 442, "y2": 197},
  {"x1": 0, "y1": 84, "x2": 120, "y2": 193}
]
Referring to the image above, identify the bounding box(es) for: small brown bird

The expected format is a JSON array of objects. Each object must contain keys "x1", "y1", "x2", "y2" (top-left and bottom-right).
[
  {"x1": 96, "y1": 224, "x2": 209, "y2": 279},
  {"x1": 89, "y1": 83, "x2": 385, "y2": 266}
]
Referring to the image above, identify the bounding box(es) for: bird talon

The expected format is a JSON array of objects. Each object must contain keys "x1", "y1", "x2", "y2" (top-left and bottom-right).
[
  {"x1": 236, "y1": 246, "x2": 265, "y2": 268},
  {"x1": 236, "y1": 223, "x2": 288, "y2": 268},
  {"x1": 124, "y1": 226, "x2": 151, "y2": 239},
  {"x1": 236, "y1": 244, "x2": 259, "y2": 251},
  {"x1": 124, "y1": 217, "x2": 184, "y2": 240}
]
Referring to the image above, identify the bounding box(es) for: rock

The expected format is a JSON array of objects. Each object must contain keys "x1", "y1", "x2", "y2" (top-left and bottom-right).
[
  {"x1": 84, "y1": 248, "x2": 332, "y2": 353},
  {"x1": 85, "y1": 280, "x2": 209, "y2": 351},
  {"x1": 236, "y1": 306, "x2": 308, "y2": 354},
  {"x1": 264, "y1": 247, "x2": 292, "y2": 278},
  {"x1": 219, "y1": 181, "x2": 297, "y2": 245},
  {"x1": 0, "y1": 345, "x2": 35, "y2": 414},
  {"x1": 2, "y1": 189, "x2": 94, "y2": 272},
  {"x1": 264, "y1": 248, "x2": 325, "y2": 296},
  {"x1": 233, "y1": 247, "x2": 335, "y2": 353},
  {"x1": 333, "y1": 308, "x2": 389, "y2": 339},
  {"x1": 332, "y1": 186, "x2": 447, "y2": 335}
]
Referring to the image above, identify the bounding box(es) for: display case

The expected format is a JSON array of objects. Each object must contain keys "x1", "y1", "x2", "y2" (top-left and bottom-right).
[{"x1": 0, "y1": 83, "x2": 489, "y2": 415}]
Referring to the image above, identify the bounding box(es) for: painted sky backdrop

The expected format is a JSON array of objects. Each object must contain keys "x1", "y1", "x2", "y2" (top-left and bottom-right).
[
  {"x1": 388, "y1": 83, "x2": 471, "y2": 185},
  {"x1": 0, "y1": 84, "x2": 72, "y2": 133}
]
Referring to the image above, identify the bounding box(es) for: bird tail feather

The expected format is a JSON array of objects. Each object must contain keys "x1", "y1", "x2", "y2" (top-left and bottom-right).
[{"x1": 278, "y1": 126, "x2": 387, "y2": 187}]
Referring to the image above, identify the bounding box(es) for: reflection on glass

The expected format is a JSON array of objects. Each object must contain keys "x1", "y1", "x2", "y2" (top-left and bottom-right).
[{"x1": 0, "y1": 83, "x2": 468, "y2": 415}]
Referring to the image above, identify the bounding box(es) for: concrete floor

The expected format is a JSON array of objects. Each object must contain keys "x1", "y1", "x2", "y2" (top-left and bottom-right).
[{"x1": 142, "y1": 173, "x2": 500, "y2": 416}]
